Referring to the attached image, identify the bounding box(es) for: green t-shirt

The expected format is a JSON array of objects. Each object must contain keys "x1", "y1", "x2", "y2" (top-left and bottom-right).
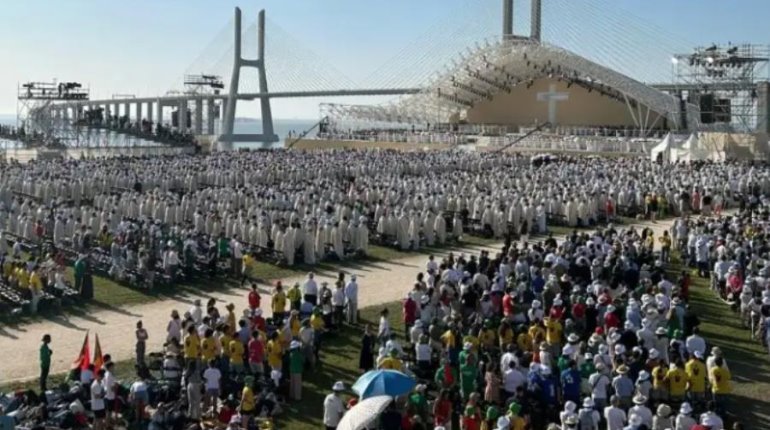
[
  {"x1": 579, "y1": 361, "x2": 595, "y2": 379},
  {"x1": 40, "y1": 344, "x2": 52, "y2": 368},
  {"x1": 289, "y1": 349, "x2": 303, "y2": 374},
  {"x1": 74, "y1": 259, "x2": 85, "y2": 278}
]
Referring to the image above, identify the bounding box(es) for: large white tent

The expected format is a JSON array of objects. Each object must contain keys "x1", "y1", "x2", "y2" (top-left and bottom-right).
[
  {"x1": 650, "y1": 133, "x2": 673, "y2": 162},
  {"x1": 677, "y1": 133, "x2": 710, "y2": 162}
]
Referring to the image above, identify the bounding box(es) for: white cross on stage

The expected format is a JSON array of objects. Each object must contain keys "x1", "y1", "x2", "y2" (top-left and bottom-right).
[{"x1": 536, "y1": 84, "x2": 569, "y2": 124}]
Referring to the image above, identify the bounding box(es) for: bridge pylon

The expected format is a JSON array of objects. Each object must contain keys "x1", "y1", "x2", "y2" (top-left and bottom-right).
[{"x1": 218, "y1": 8, "x2": 278, "y2": 151}]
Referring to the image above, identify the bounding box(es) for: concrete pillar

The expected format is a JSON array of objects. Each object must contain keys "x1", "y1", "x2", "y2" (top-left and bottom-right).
[
  {"x1": 206, "y1": 98, "x2": 216, "y2": 135},
  {"x1": 194, "y1": 97, "x2": 203, "y2": 134},
  {"x1": 124, "y1": 103, "x2": 131, "y2": 122},
  {"x1": 531, "y1": 0, "x2": 541, "y2": 42},
  {"x1": 156, "y1": 99, "x2": 163, "y2": 127},
  {"x1": 113, "y1": 103, "x2": 120, "y2": 118},
  {"x1": 136, "y1": 102, "x2": 143, "y2": 123},
  {"x1": 146, "y1": 102, "x2": 153, "y2": 126},
  {"x1": 502, "y1": 0, "x2": 513, "y2": 39},
  {"x1": 178, "y1": 100, "x2": 188, "y2": 132}
]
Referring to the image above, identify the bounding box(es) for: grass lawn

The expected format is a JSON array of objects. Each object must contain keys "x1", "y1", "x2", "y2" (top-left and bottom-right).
[{"x1": 671, "y1": 255, "x2": 770, "y2": 429}]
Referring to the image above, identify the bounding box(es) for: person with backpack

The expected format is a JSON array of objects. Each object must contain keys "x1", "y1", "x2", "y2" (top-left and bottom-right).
[{"x1": 577, "y1": 397, "x2": 600, "y2": 430}]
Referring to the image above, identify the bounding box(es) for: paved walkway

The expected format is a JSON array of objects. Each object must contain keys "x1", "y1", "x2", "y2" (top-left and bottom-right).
[{"x1": 0, "y1": 241, "x2": 506, "y2": 382}]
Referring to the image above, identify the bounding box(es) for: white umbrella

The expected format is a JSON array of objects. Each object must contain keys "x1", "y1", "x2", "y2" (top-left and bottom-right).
[{"x1": 336, "y1": 395, "x2": 393, "y2": 430}]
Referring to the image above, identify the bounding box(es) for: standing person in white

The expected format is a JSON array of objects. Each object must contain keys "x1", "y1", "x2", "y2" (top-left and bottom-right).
[
  {"x1": 323, "y1": 381, "x2": 346, "y2": 430},
  {"x1": 91, "y1": 370, "x2": 106, "y2": 430},
  {"x1": 345, "y1": 275, "x2": 359, "y2": 324}
]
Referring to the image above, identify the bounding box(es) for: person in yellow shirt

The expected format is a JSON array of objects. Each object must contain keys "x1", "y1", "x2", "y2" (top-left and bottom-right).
[
  {"x1": 241, "y1": 253, "x2": 256, "y2": 285},
  {"x1": 286, "y1": 282, "x2": 302, "y2": 311},
  {"x1": 266, "y1": 332, "x2": 284, "y2": 372},
  {"x1": 288, "y1": 310, "x2": 301, "y2": 337},
  {"x1": 498, "y1": 321, "x2": 514, "y2": 350},
  {"x1": 225, "y1": 304, "x2": 237, "y2": 337},
  {"x1": 17, "y1": 265, "x2": 29, "y2": 289},
  {"x1": 658, "y1": 231, "x2": 673, "y2": 262},
  {"x1": 2, "y1": 259, "x2": 13, "y2": 279},
  {"x1": 200, "y1": 329, "x2": 217, "y2": 363},
  {"x1": 28, "y1": 267, "x2": 43, "y2": 314},
  {"x1": 183, "y1": 326, "x2": 201, "y2": 364},
  {"x1": 240, "y1": 378, "x2": 257, "y2": 428},
  {"x1": 666, "y1": 360, "x2": 688, "y2": 402},
  {"x1": 272, "y1": 282, "x2": 287, "y2": 324},
  {"x1": 709, "y1": 356, "x2": 731, "y2": 405},
  {"x1": 479, "y1": 324, "x2": 496, "y2": 351},
  {"x1": 651, "y1": 363, "x2": 669, "y2": 404},
  {"x1": 441, "y1": 328, "x2": 457, "y2": 349},
  {"x1": 219, "y1": 329, "x2": 233, "y2": 361},
  {"x1": 462, "y1": 333, "x2": 480, "y2": 353},
  {"x1": 528, "y1": 323, "x2": 545, "y2": 347},
  {"x1": 516, "y1": 329, "x2": 533, "y2": 352},
  {"x1": 507, "y1": 402, "x2": 527, "y2": 430},
  {"x1": 378, "y1": 349, "x2": 403, "y2": 370},
  {"x1": 543, "y1": 317, "x2": 562, "y2": 353},
  {"x1": 228, "y1": 338, "x2": 245, "y2": 374},
  {"x1": 686, "y1": 352, "x2": 707, "y2": 403}
]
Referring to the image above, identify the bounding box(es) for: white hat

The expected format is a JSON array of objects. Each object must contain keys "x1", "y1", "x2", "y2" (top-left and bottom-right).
[
  {"x1": 701, "y1": 415, "x2": 719, "y2": 427},
  {"x1": 564, "y1": 401, "x2": 577, "y2": 413},
  {"x1": 679, "y1": 402, "x2": 693, "y2": 414},
  {"x1": 252, "y1": 308, "x2": 263, "y2": 317},
  {"x1": 632, "y1": 394, "x2": 648, "y2": 405},
  {"x1": 638, "y1": 370, "x2": 650, "y2": 381},
  {"x1": 649, "y1": 348, "x2": 660, "y2": 359},
  {"x1": 693, "y1": 350, "x2": 703, "y2": 359},
  {"x1": 614, "y1": 344, "x2": 626, "y2": 355},
  {"x1": 567, "y1": 333, "x2": 580, "y2": 343},
  {"x1": 540, "y1": 365, "x2": 552, "y2": 375},
  {"x1": 582, "y1": 397, "x2": 594, "y2": 408},
  {"x1": 290, "y1": 340, "x2": 301, "y2": 349},
  {"x1": 229, "y1": 416, "x2": 242, "y2": 424},
  {"x1": 332, "y1": 381, "x2": 345, "y2": 391},
  {"x1": 553, "y1": 298, "x2": 563, "y2": 306},
  {"x1": 586, "y1": 297, "x2": 596, "y2": 306},
  {"x1": 655, "y1": 327, "x2": 667, "y2": 335},
  {"x1": 629, "y1": 414, "x2": 643, "y2": 426},
  {"x1": 532, "y1": 300, "x2": 542, "y2": 308},
  {"x1": 464, "y1": 342, "x2": 473, "y2": 350},
  {"x1": 496, "y1": 416, "x2": 511, "y2": 430}
]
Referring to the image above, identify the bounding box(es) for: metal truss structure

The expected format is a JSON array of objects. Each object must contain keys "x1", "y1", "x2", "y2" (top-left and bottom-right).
[
  {"x1": 672, "y1": 43, "x2": 769, "y2": 132},
  {"x1": 325, "y1": 38, "x2": 699, "y2": 136}
]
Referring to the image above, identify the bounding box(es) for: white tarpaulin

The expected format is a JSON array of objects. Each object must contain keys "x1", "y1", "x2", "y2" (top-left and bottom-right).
[
  {"x1": 677, "y1": 133, "x2": 710, "y2": 161},
  {"x1": 650, "y1": 133, "x2": 673, "y2": 162}
]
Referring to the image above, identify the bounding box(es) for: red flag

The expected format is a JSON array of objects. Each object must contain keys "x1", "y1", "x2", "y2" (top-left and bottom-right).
[
  {"x1": 71, "y1": 331, "x2": 90, "y2": 370},
  {"x1": 93, "y1": 333, "x2": 104, "y2": 372}
]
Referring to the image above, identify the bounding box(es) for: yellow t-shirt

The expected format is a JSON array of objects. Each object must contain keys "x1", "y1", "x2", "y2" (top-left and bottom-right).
[
  {"x1": 272, "y1": 291, "x2": 287, "y2": 315},
  {"x1": 479, "y1": 329, "x2": 496, "y2": 348},
  {"x1": 310, "y1": 315, "x2": 325, "y2": 331},
  {"x1": 666, "y1": 368, "x2": 687, "y2": 397},
  {"x1": 286, "y1": 287, "x2": 301, "y2": 303},
  {"x1": 463, "y1": 335, "x2": 479, "y2": 352},
  {"x1": 242, "y1": 254, "x2": 255, "y2": 273},
  {"x1": 710, "y1": 367, "x2": 731, "y2": 394},
  {"x1": 290, "y1": 318, "x2": 301, "y2": 337},
  {"x1": 441, "y1": 330, "x2": 456, "y2": 349},
  {"x1": 29, "y1": 271, "x2": 42, "y2": 293},
  {"x1": 499, "y1": 328, "x2": 514, "y2": 348},
  {"x1": 652, "y1": 365, "x2": 668, "y2": 390},
  {"x1": 241, "y1": 386, "x2": 256, "y2": 412},
  {"x1": 510, "y1": 416, "x2": 527, "y2": 430},
  {"x1": 379, "y1": 356, "x2": 403, "y2": 370},
  {"x1": 200, "y1": 337, "x2": 216, "y2": 362},
  {"x1": 17, "y1": 269, "x2": 29, "y2": 289},
  {"x1": 517, "y1": 332, "x2": 533, "y2": 352},
  {"x1": 544, "y1": 319, "x2": 562, "y2": 345},
  {"x1": 229, "y1": 339, "x2": 244, "y2": 365},
  {"x1": 528, "y1": 325, "x2": 545, "y2": 344},
  {"x1": 685, "y1": 359, "x2": 706, "y2": 393},
  {"x1": 2, "y1": 261, "x2": 12, "y2": 278},
  {"x1": 219, "y1": 334, "x2": 233, "y2": 358},
  {"x1": 266, "y1": 339, "x2": 283, "y2": 368},
  {"x1": 183, "y1": 334, "x2": 201, "y2": 359},
  {"x1": 226, "y1": 312, "x2": 237, "y2": 336}
]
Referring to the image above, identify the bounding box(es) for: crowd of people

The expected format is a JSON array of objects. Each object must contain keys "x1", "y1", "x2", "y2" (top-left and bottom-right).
[{"x1": 0, "y1": 153, "x2": 769, "y2": 430}]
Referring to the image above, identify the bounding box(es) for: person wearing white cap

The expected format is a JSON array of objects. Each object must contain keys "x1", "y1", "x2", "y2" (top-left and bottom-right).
[
  {"x1": 699, "y1": 401, "x2": 724, "y2": 430},
  {"x1": 323, "y1": 381, "x2": 346, "y2": 429},
  {"x1": 496, "y1": 416, "x2": 511, "y2": 430},
  {"x1": 344, "y1": 274, "x2": 358, "y2": 324},
  {"x1": 577, "y1": 397, "x2": 600, "y2": 430},
  {"x1": 629, "y1": 394, "x2": 652, "y2": 429},
  {"x1": 624, "y1": 413, "x2": 643, "y2": 430},
  {"x1": 685, "y1": 327, "x2": 707, "y2": 358},
  {"x1": 675, "y1": 402, "x2": 696, "y2": 430}
]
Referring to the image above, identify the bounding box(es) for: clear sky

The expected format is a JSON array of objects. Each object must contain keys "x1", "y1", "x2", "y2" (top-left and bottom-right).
[{"x1": 1, "y1": 0, "x2": 768, "y2": 119}]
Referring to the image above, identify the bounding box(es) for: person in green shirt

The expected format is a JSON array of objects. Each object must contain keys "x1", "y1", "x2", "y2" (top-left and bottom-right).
[
  {"x1": 40, "y1": 334, "x2": 52, "y2": 392},
  {"x1": 408, "y1": 384, "x2": 428, "y2": 422},
  {"x1": 288, "y1": 341, "x2": 303, "y2": 401},
  {"x1": 73, "y1": 257, "x2": 86, "y2": 295}
]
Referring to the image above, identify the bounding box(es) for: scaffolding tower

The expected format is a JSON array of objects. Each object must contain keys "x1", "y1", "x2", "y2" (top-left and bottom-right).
[
  {"x1": 672, "y1": 43, "x2": 769, "y2": 132},
  {"x1": 16, "y1": 80, "x2": 92, "y2": 147}
]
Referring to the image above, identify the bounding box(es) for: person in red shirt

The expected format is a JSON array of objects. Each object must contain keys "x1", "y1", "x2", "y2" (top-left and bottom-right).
[
  {"x1": 604, "y1": 305, "x2": 621, "y2": 332},
  {"x1": 247, "y1": 331, "x2": 265, "y2": 375},
  {"x1": 461, "y1": 395, "x2": 482, "y2": 430},
  {"x1": 432, "y1": 389, "x2": 453, "y2": 428},
  {"x1": 403, "y1": 293, "x2": 417, "y2": 334},
  {"x1": 248, "y1": 283, "x2": 261, "y2": 310},
  {"x1": 571, "y1": 299, "x2": 586, "y2": 329},
  {"x1": 249, "y1": 309, "x2": 266, "y2": 332},
  {"x1": 502, "y1": 290, "x2": 515, "y2": 319},
  {"x1": 549, "y1": 297, "x2": 565, "y2": 320}
]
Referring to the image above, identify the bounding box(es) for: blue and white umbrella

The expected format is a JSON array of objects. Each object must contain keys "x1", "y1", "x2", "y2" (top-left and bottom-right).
[{"x1": 352, "y1": 369, "x2": 416, "y2": 399}]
